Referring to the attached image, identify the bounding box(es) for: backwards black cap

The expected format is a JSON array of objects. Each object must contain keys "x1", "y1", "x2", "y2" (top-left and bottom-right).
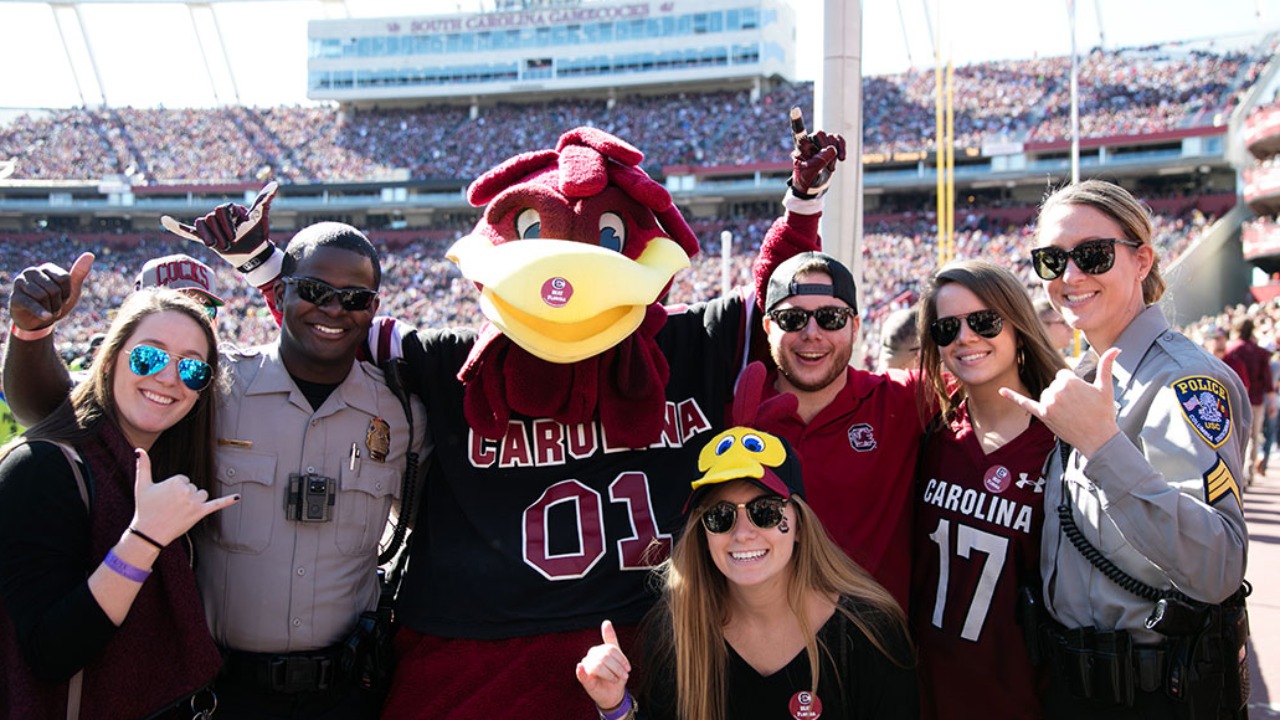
[{"x1": 764, "y1": 251, "x2": 858, "y2": 314}]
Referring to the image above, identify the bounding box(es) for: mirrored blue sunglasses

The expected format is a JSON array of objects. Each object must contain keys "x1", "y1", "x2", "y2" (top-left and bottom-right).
[{"x1": 128, "y1": 344, "x2": 213, "y2": 392}]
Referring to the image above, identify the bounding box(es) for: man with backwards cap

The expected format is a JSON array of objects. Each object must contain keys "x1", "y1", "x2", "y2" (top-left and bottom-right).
[{"x1": 757, "y1": 251, "x2": 923, "y2": 611}]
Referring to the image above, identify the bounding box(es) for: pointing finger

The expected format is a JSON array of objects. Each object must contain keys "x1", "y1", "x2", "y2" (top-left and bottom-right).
[{"x1": 789, "y1": 107, "x2": 808, "y2": 148}]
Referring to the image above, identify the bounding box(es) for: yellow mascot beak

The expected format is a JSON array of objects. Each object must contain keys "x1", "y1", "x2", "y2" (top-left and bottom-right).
[{"x1": 447, "y1": 235, "x2": 689, "y2": 364}]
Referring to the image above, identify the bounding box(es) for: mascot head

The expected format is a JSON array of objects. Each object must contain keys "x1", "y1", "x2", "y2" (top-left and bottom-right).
[{"x1": 448, "y1": 127, "x2": 700, "y2": 363}]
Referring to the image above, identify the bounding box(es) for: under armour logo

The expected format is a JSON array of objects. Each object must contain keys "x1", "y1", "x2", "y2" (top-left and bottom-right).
[{"x1": 1015, "y1": 473, "x2": 1045, "y2": 493}]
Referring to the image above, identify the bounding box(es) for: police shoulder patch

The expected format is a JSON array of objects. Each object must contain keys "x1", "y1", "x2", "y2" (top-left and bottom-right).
[
  {"x1": 1172, "y1": 375, "x2": 1232, "y2": 449},
  {"x1": 1203, "y1": 456, "x2": 1242, "y2": 509}
]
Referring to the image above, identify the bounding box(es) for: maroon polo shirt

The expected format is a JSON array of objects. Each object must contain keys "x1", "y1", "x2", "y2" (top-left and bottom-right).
[{"x1": 760, "y1": 367, "x2": 923, "y2": 611}]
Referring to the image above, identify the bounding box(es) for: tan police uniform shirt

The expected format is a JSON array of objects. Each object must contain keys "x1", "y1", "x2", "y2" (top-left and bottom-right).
[
  {"x1": 196, "y1": 343, "x2": 426, "y2": 653},
  {"x1": 1041, "y1": 304, "x2": 1249, "y2": 645}
]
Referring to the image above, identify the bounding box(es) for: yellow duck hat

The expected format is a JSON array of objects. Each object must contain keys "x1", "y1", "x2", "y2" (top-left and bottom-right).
[{"x1": 686, "y1": 362, "x2": 805, "y2": 510}]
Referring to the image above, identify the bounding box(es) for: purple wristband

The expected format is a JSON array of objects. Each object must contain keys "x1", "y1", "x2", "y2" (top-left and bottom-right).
[
  {"x1": 103, "y1": 549, "x2": 151, "y2": 583},
  {"x1": 599, "y1": 691, "x2": 632, "y2": 720}
]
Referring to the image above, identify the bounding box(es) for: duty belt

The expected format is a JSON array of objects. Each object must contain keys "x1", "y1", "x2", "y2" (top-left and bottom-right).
[
  {"x1": 222, "y1": 645, "x2": 350, "y2": 694},
  {"x1": 1042, "y1": 622, "x2": 1170, "y2": 698}
]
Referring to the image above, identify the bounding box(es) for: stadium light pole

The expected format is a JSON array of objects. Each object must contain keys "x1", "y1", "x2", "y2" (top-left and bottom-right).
[
  {"x1": 720, "y1": 230, "x2": 732, "y2": 298},
  {"x1": 188, "y1": 4, "x2": 223, "y2": 105},
  {"x1": 1069, "y1": 0, "x2": 1080, "y2": 184},
  {"x1": 49, "y1": 4, "x2": 90, "y2": 107},
  {"x1": 817, "y1": 0, "x2": 863, "y2": 337}
]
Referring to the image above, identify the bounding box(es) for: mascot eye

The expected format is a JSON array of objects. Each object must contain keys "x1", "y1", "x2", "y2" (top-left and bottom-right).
[
  {"x1": 516, "y1": 208, "x2": 542, "y2": 239},
  {"x1": 742, "y1": 434, "x2": 765, "y2": 453},
  {"x1": 598, "y1": 213, "x2": 626, "y2": 253},
  {"x1": 715, "y1": 436, "x2": 735, "y2": 456}
]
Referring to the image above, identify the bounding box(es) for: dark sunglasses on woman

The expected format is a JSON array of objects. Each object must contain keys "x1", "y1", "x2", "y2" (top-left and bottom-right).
[
  {"x1": 1030, "y1": 238, "x2": 1143, "y2": 281},
  {"x1": 128, "y1": 345, "x2": 213, "y2": 392},
  {"x1": 767, "y1": 306, "x2": 855, "y2": 333},
  {"x1": 701, "y1": 495, "x2": 790, "y2": 534},
  {"x1": 929, "y1": 309, "x2": 1004, "y2": 347},
  {"x1": 282, "y1": 276, "x2": 378, "y2": 311}
]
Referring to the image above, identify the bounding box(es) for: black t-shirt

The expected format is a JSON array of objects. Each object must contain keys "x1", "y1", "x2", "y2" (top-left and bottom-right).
[{"x1": 641, "y1": 596, "x2": 919, "y2": 720}]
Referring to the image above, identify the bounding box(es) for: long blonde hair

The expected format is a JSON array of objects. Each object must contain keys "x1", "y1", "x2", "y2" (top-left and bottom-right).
[{"x1": 641, "y1": 488, "x2": 910, "y2": 720}]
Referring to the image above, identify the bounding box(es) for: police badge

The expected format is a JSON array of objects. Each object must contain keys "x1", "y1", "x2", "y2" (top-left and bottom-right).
[
  {"x1": 1172, "y1": 375, "x2": 1232, "y2": 449},
  {"x1": 367, "y1": 417, "x2": 391, "y2": 462}
]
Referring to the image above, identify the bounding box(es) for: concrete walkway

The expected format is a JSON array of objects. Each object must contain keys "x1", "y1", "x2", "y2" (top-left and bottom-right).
[{"x1": 1247, "y1": 465, "x2": 1280, "y2": 718}]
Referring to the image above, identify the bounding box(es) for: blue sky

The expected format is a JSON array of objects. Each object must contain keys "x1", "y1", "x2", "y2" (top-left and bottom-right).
[{"x1": 0, "y1": 0, "x2": 1276, "y2": 109}]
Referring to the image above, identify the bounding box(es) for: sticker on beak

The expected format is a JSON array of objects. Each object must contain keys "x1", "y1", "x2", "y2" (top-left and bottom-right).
[{"x1": 541, "y1": 277, "x2": 573, "y2": 308}]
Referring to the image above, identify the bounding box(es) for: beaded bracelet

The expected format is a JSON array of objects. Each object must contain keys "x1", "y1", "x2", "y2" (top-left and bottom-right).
[{"x1": 103, "y1": 549, "x2": 151, "y2": 583}]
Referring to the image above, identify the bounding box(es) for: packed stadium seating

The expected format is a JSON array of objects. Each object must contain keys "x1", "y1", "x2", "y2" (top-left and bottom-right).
[
  {"x1": 0, "y1": 38, "x2": 1271, "y2": 375},
  {"x1": 0, "y1": 200, "x2": 1222, "y2": 374},
  {"x1": 0, "y1": 44, "x2": 1269, "y2": 184}
]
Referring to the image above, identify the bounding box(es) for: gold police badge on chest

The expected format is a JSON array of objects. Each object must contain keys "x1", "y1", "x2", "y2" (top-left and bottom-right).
[{"x1": 366, "y1": 417, "x2": 391, "y2": 462}]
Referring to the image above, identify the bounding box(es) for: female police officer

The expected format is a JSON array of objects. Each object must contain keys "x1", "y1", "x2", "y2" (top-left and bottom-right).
[{"x1": 1002, "y1": 180, "x2": 1249, "y2": 719}]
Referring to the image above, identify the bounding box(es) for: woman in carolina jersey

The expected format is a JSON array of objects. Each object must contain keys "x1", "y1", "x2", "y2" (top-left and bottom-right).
[{"x1": 910, "y1": 260, "x2": 1065, "y2": 719}]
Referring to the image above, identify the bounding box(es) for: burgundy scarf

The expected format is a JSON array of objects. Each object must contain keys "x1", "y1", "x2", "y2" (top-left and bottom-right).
[
  {"x1": 459, "y1": 303, "x2": 671, "y2": 448},
  {"x1": 1, "y1": 420, "x2": 221, "y2": 720}
]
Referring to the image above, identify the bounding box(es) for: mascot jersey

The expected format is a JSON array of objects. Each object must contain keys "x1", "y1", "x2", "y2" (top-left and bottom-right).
[{"x1": 394, "y1": 295, "x2": 747, "y2": 637}]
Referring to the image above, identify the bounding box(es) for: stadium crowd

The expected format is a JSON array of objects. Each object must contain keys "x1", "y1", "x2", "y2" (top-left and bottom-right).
[
  {"x1": 0, "y1": 43, "x2": 1269, "y2": 184},
  {"x1": 0, "y1": 202, "x2": 1220, "y2": 375}
]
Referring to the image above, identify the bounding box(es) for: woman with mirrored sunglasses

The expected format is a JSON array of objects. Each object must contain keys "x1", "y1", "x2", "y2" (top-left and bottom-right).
[
  {"x1": 911, "y1": 260, "x2": 1065, "y2": 720},
  {"x1": 1002, "y1": 180, "x2": 1250, "y2": 719},
  {"x1": 0, "y1": 288, "x2": 238, "y2": 719},
  {"x1": 577, "y1": 378, "x2": 917, "y2": 720}
]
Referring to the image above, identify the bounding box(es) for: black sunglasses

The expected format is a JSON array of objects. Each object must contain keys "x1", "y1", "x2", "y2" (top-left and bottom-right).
[
  {"x1": 128, "y1": 344, "x2": 213, "y2": 392},
  {"x1": 701, "y1": 495, "x2": 789, "y2": 534},
  {"x1": 282, "y1": 277, "x2": 377, "y2": 311},
  {"x1": 929, "y1": 309, "x2": 1004, "y2": 347},
  {"x1": 768, "y1": 306, "x2": 855, "y2": 333},
  {"x1": 1030, "y1": 238, "x2": 1143, "y2": 281}
]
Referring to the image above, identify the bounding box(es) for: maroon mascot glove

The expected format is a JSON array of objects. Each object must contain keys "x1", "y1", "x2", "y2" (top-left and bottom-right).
[
  {"x1": 161, "y1": 182, "x2": 279, "y2": 276},
  {"x1": 789, "y1": 108, "x2": 847, "y2": 198}
]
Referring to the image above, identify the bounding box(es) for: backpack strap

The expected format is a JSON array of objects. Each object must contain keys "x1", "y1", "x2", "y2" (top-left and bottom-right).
[
  {"x1": 34, "y1": 441, "x2": 90, "y2": 720},
  {"x1": 50, "y1": 442, "x2": 89, "y2": 513}
]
